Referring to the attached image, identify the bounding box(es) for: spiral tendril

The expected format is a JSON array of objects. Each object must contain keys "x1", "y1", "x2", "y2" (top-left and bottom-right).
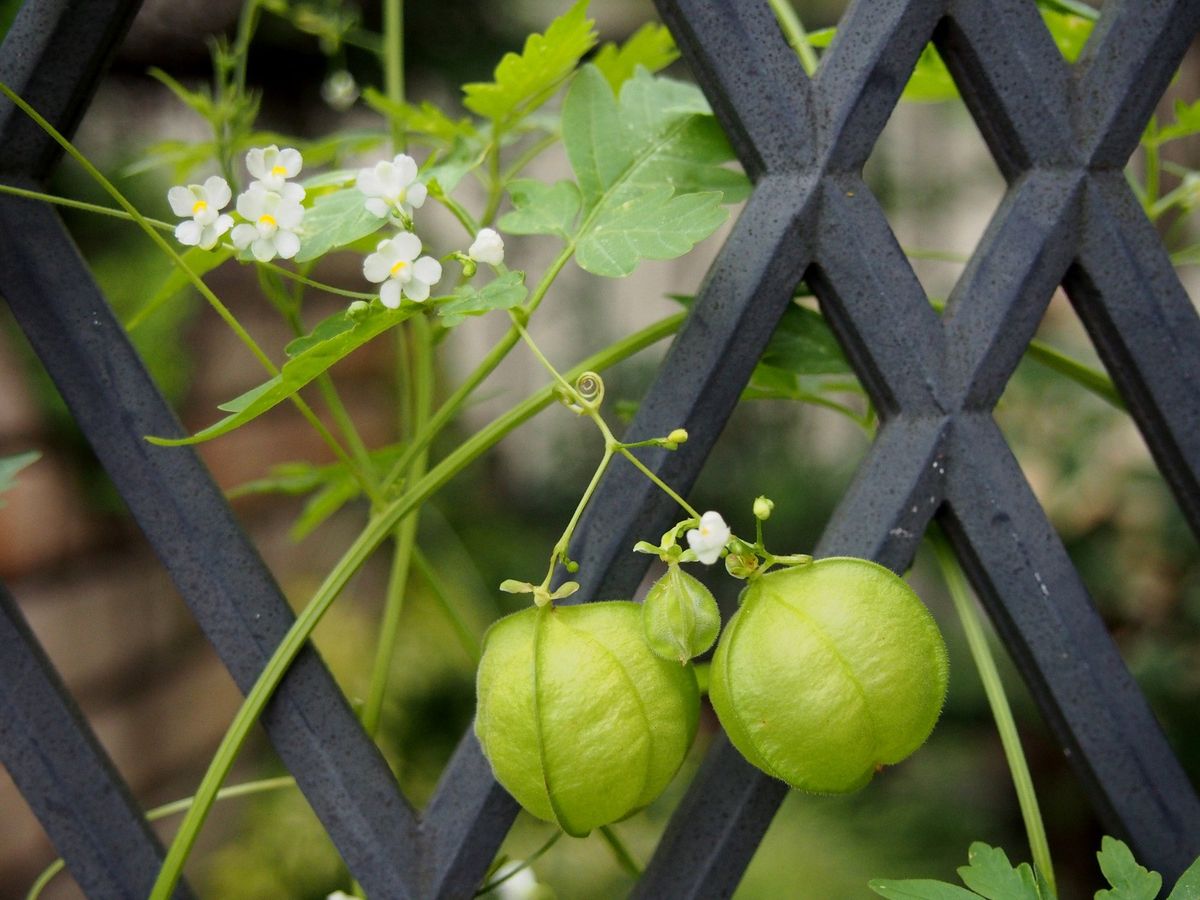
[{"x1": 575, "y1": 371, "x2": 605, "y2": 407}]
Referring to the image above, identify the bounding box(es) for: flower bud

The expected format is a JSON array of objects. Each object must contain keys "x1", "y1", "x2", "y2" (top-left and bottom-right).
[
  {"x1": 753, "y1": 496, "x2": 775, "y2": 520},
  {"x1": 347, "y1": 300, "x2": 371, "y2": 319},
  {"x1": 667, "y1": 428, "x2": 689, "y2": 445}
]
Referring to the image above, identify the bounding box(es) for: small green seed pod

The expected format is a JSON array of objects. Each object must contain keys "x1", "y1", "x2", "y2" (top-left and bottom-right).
[
  {"x1": 642, "y1": 563, "x2": 721, "y2": 663},
  {"x1": 709, "y1": 558, "x2": 948, "y2": 793},
  {"x1": 475, "y1": 601, "x2": 699, "y2": 836}
]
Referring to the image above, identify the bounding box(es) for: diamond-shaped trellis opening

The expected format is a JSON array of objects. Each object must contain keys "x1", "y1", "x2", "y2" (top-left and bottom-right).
[{"x1": 862, "y1": 86, "x2": 1006, "y2": 307}]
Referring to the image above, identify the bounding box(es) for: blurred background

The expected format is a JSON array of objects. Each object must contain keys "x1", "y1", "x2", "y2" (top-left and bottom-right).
[{"x1": 1, "y1": 0, "x2": 1198, "y2": 896}]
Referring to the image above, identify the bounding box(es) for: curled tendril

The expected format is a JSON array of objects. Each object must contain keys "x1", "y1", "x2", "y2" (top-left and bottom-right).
[
  {"x1": 575, "y1": 371, "x2": 605, "y2": 406},
  {"x1": 560, "y1": 371, "x2": 606, "y2": 414}
]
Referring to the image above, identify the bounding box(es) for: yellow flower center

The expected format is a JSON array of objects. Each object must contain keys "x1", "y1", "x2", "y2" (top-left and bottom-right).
[
  {"x1": 258, "y1": 213, "x2": 277, "y2": 228},
  {"x1": 390, "y1": 259, "x2": 409, "y2": 277},
  {"x1": 192, "y1": 199, "x2": 208, "y2": 215},
  {"x1": 270, "y1": 165, "x2": 288, "y2": 177}
]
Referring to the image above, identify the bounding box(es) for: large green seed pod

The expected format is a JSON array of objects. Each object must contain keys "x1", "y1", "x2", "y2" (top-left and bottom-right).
[
  {"x1": 709, "y1": 558, "x2": 948, "y2": 793},
  {"x1": 475, "y1": 601, "x2": 699, "y2": 836}
]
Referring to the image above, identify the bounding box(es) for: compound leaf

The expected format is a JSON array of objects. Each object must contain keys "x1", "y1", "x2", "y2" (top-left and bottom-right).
[
  {"x1": 499, "y1": 179, "x2": 581, "y2": 238},
  {"x1": 463, "y1": 0, "x2": 597, "y2": 127},
  {"x1": 438, "y1": 270, "x2": 528, "y2": 326},
  {"x1": 957, "y1": 843, "x2": 1042, "y2": 900},
  {"x1": 295, "y1": 188, "x2": 386, "y2": 262},
  {"x1": 593, "y1": 22, "x2": 679, "y2": 91},
  {"x1": 1096, "y1": 837, "x2": 1162, "y2": 900},
  {"x1": 869, "y1": 880, "x2": 983, "y2": 900}
]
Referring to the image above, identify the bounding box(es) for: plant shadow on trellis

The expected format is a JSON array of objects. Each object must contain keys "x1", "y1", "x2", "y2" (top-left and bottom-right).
[{"x1": 1, "y1": 0, "x2": 1199, "y2": 898}]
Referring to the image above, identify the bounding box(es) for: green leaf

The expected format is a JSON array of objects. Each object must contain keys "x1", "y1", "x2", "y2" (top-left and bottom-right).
[
  {"x1": 290, "y1": 476, "x2": 360, "y2": 541},
  {"x1": 423, "y1": 136, "x2": 488, "y2": 193},
  {"x1": 462, "y1": 0, "x2": 597, "y2": 127},
  {"x1": 295, "y1": 188, "x2": 386, "y2": 262},
  {"x1": 576, "y1": 187, "x2": 726, "y2": 277},
  {"x1": 437, "y1": 271, "x2": 528, "y2": 326},
  {"x1": 869, "y1": 880, "x2": 983, "y2": 900},
  {"x1": 593, "y1": 22, "x2": 679, "y2": 92},
  {"x1": 226, "y1": 460, "x2": 329, "y2": 498},
  {"x1": 125, "y1": 246, "x2": 233, "y2": 332},
  {"x1": 761, "y1": 302, "x2": 852, "y2": 376},
  {"x1": 1148, "y1": 99, "x2": 1200, "y2": 147},
  {"x1": 1166, "y1": 853, "x2": 1200, "y2": 900},
  {"x1": 148, "y1": 304, "x2": 415, "y2": 445},
  {"x1": 361, "y1": 89, "x2": 477, "y2": 143},
  {"x1": 499, "y1": 179, "x2": 581, "y2": 237},
  {"x1": 1096, "y1": 837, "x2": 1162, "y2": 900},
  {"x1": 561, "y1": 65, "x2": 748, "y2": 277},
  {"x1": 0, "y1": 451, "x2": 39, "y2": 508},
  {"x1": 957, "y1": 843, "x2": 1042, "y2": 900}
]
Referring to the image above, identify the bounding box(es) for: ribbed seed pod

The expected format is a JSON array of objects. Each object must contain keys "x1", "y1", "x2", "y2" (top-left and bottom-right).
[
  {"x1": 709, "y1": 558, "x2": 948, "y2": 793},
  {"x1": 475, "y1": 601, "x2": 699, "y2": 836}
]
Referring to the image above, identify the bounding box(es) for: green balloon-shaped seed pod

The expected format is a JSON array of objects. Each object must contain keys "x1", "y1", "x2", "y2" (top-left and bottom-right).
[
  {"x1": 709, "y1": 557, "x2": 949, "y2": 794},
  {"x1": 475, "y1": 601, "x2": 699, "y2": 837}
]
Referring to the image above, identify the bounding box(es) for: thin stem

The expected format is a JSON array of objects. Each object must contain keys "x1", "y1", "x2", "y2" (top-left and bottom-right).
[
  {"x1": 767, "y1": 0, "x2": 820, "y2": 76},
  {"x1": 481, "y1": 138, "x2": 504, "y2": 225},
  {"x1": 0, "y1": 181, "x2": 175, "y2": 228},
  {"x1": 541, "y1": 446, "x2": 613, "y2": 590},
  {"x1": 1143, "y1": 121, "x2": 1161, "y2": 219},
  {"x1": 0, "y1": 83, "x2": 363, "y2": 479},
  {"x1": 431, "y1": 186, "x2": 480, "y2": 236},
  {"x1": 502, "y1": 131, "x2": 560, "y2": 182},
  {"x1": 384, "y1": 0, "x2": 405, "y2": 151},
  {"x1": 598, "y1": 824, "x2": 642, "y2": 878},
  {"x1": 618, "y1": 447, "x2": 699, "y2": 518},
  {"x1": 473, "y1": 831, "x2": 562, "y2": 897},
  {"x1": 380, "y1": 242, "x2": 576, "y2": 491},
  {"x1": 26, "y1": 776, "x2": 295, "y2": 900},
  {"x1": 362, "y1": 316, "x2": 433, "y2": 736},
  {"x1": 146, "y1": 312, "x2": 684, "y2": 899},
  {"x1": 412, "y1": 546, "x2": 481, "y2": 664},
  {"x1": 929, "y1": 532, "x2": 1056, "y2": 895}
]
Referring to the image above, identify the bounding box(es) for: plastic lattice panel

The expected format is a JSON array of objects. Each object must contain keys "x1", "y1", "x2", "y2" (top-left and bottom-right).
[{"x1": 1, "y1": 0, "x2": 1199, "y2": 896}]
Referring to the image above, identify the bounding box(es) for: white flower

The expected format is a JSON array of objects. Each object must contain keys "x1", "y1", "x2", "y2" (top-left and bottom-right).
[
  {"x1": 687, "y1": 511, "x2": 731, "y2": 565},
  {"x1": 230, "y1": 183, "x2": 305, "y2": 262},
  {"x1": 321, "y1": 70, "x2": 360, "y2": 110},
  {"x1": 356, "y1": 154, "x2": 427, "y2": 220},
  {"x1": 363, "y1": 232, "x2": 442, "y2": 307},
  {"x1": 245, "y1": 145, "x2": 303, "y2": 192},
  {"x1": 468, "y1": 228, "x2": 505, "y2": 266},
  {"x1": 167, "y1": 175, "x2": 233, "y2": 250},
  {"x1": 326, "y1": 893, "x2": 355, "y2": 900},
  {"x1": 482, "y1": 861, "x2": 542, "y2": 899}
]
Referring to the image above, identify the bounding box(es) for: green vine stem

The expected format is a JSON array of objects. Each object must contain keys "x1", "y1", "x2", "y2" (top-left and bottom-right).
[
  {"x1": 598, "y1": 824, "x2": 643, "y2": 878},
  {"x1": 767, "y1": 0, "x2": 820, "y2": 76},
  {"x1": 929, "y1": 530, "x2": 1057, "y2": 895},
  {"x1": 412, "y1": 545, "x2": 482, "y2": 664},
  {"x1": 26, "y1": 775, "x2": 295, "y2": 900},
  {"x1": 146, "y1": 311, "x2": 685, "y2": 898},
  {"x1": 384, "y1": 0, "x2": 405, "y2": 152}
]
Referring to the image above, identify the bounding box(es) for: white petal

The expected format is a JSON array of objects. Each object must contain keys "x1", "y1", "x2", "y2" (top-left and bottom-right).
[
  {"x1": 274, "y1": 229, "x2": 300, "y2": 260},
  {"x1": 380, "y1": 280, "x2": 403, "y2": 309},
  {"x1": 412, "y1": 255, "x2": 442, "y2": 287},
  {"x1": 167, "y1": 186, "x2": 195, "y2": 217},
  {"x1": 390, "y1": 231, "x2": 422, "y2": 262},
  {"x1": 175, "y1": 219, "x2": 202, "y2": 246},
  {"x1": 392, "y1": 154, "x2": 418, "y2": 185},
  {"x1": 403, "y1": 278, "x2": 431, "y2": 302},
  {"x1": 231, "y1": 223, "x2": 256, "y2": 249},
  {"x1": 356, "y1": 167, "x2": 383, "y2": 197},
  {"x1": 279, "y1": 182, "x2": 306, "y2": 204},
  {"x1": 203, "y1": 176, "x2": 232, "y2": 209},
  {"x1": 236, "y1": 185, "x2": 267, "y2": 219},
  {"x1": 278, "y1": 147, "x2": 303, "y2": 177},
  {"x1": 275, "y1": 200, "x2": 305, "y2": 230},
  {"x1": 375, "y1": 160, "x2": 403, "y2": 194},
  {"x1": 245, "y1": 147, "x2": 269, "y2": 180},
  {"x1": 194, "y1": 206, "x2": 219, "y2": 227},
  {"x1": 363, "y1": 251, "x2": 392, "y2": 284},
  {"x1": 251, "y1": 237, "x2": 277, "y2": 262},
  {"x1": 364, "y1": 198, "x2": 389, "y2": 218},
  {"x1": 212, "y1": 214, "x2": 234, "y2": 237},
  {"x1": 468, "y1": 228, "x2": 504, "y2": 265},
  {"x1": 407, "y1": 182, "x2": 427, "y2": 210}
]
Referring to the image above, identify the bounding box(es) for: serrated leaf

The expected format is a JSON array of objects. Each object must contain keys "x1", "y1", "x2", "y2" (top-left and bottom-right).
[
  {"x1": 0, "y1": 451, "x2": 39, "y2": 508},
  {"x1": 593, "y1": 22, "x2": 679, "y2": 91},
  {"x1": 125, "y1": 245, "x2": 233, "y2": 332},
  {"x1": 562, "y1": 65, "x2": 747, "y2": 277},
  {"x1": 957, "y1": 843, "x2": 1042, "y2": 900},
  {"x1": 295, "y1": 188, "x2": 386, "y2": 262},
  {"x1": 499, "y1": 179, "x2": 581, "y2": 237},
  {"x1": 869, "y1": 879, "x2": 983, "y2": 899},
  {"x1": 437, "y1": 270, "x2": 528, "y2": 326},
  {"x1": 642, "y1": 564, "x2": 720, "y2": 663},
  {"x1": 462, "y1": 0, "x2": 597, "y2": 127},
  {"x1": 576, "y1": 187, "x2": 726, "y2": 277},
  {"x1": 1166, "y1": 853, "x2": 1200, "y2": 900},
  {"x1": 361, "y1": 89, "x2": 477, "y2": 143},
  {"x1": 1096, "y1": 837, "x2": 1162, "y2": 900},
  {"x1": 148, "y1": 304, "x2": 415, "y2": 445}
]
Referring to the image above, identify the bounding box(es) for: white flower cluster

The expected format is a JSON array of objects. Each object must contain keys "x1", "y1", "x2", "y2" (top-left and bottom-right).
[
  {"x1": 170, "y1": 147, "x2": 511, "y2": 312},
  {"x1": 167, "y1": 145, "x2": 306, "y2": 261},
  {"x1": 687, "y1": 511, "x2": 731, "y2": 565}
]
